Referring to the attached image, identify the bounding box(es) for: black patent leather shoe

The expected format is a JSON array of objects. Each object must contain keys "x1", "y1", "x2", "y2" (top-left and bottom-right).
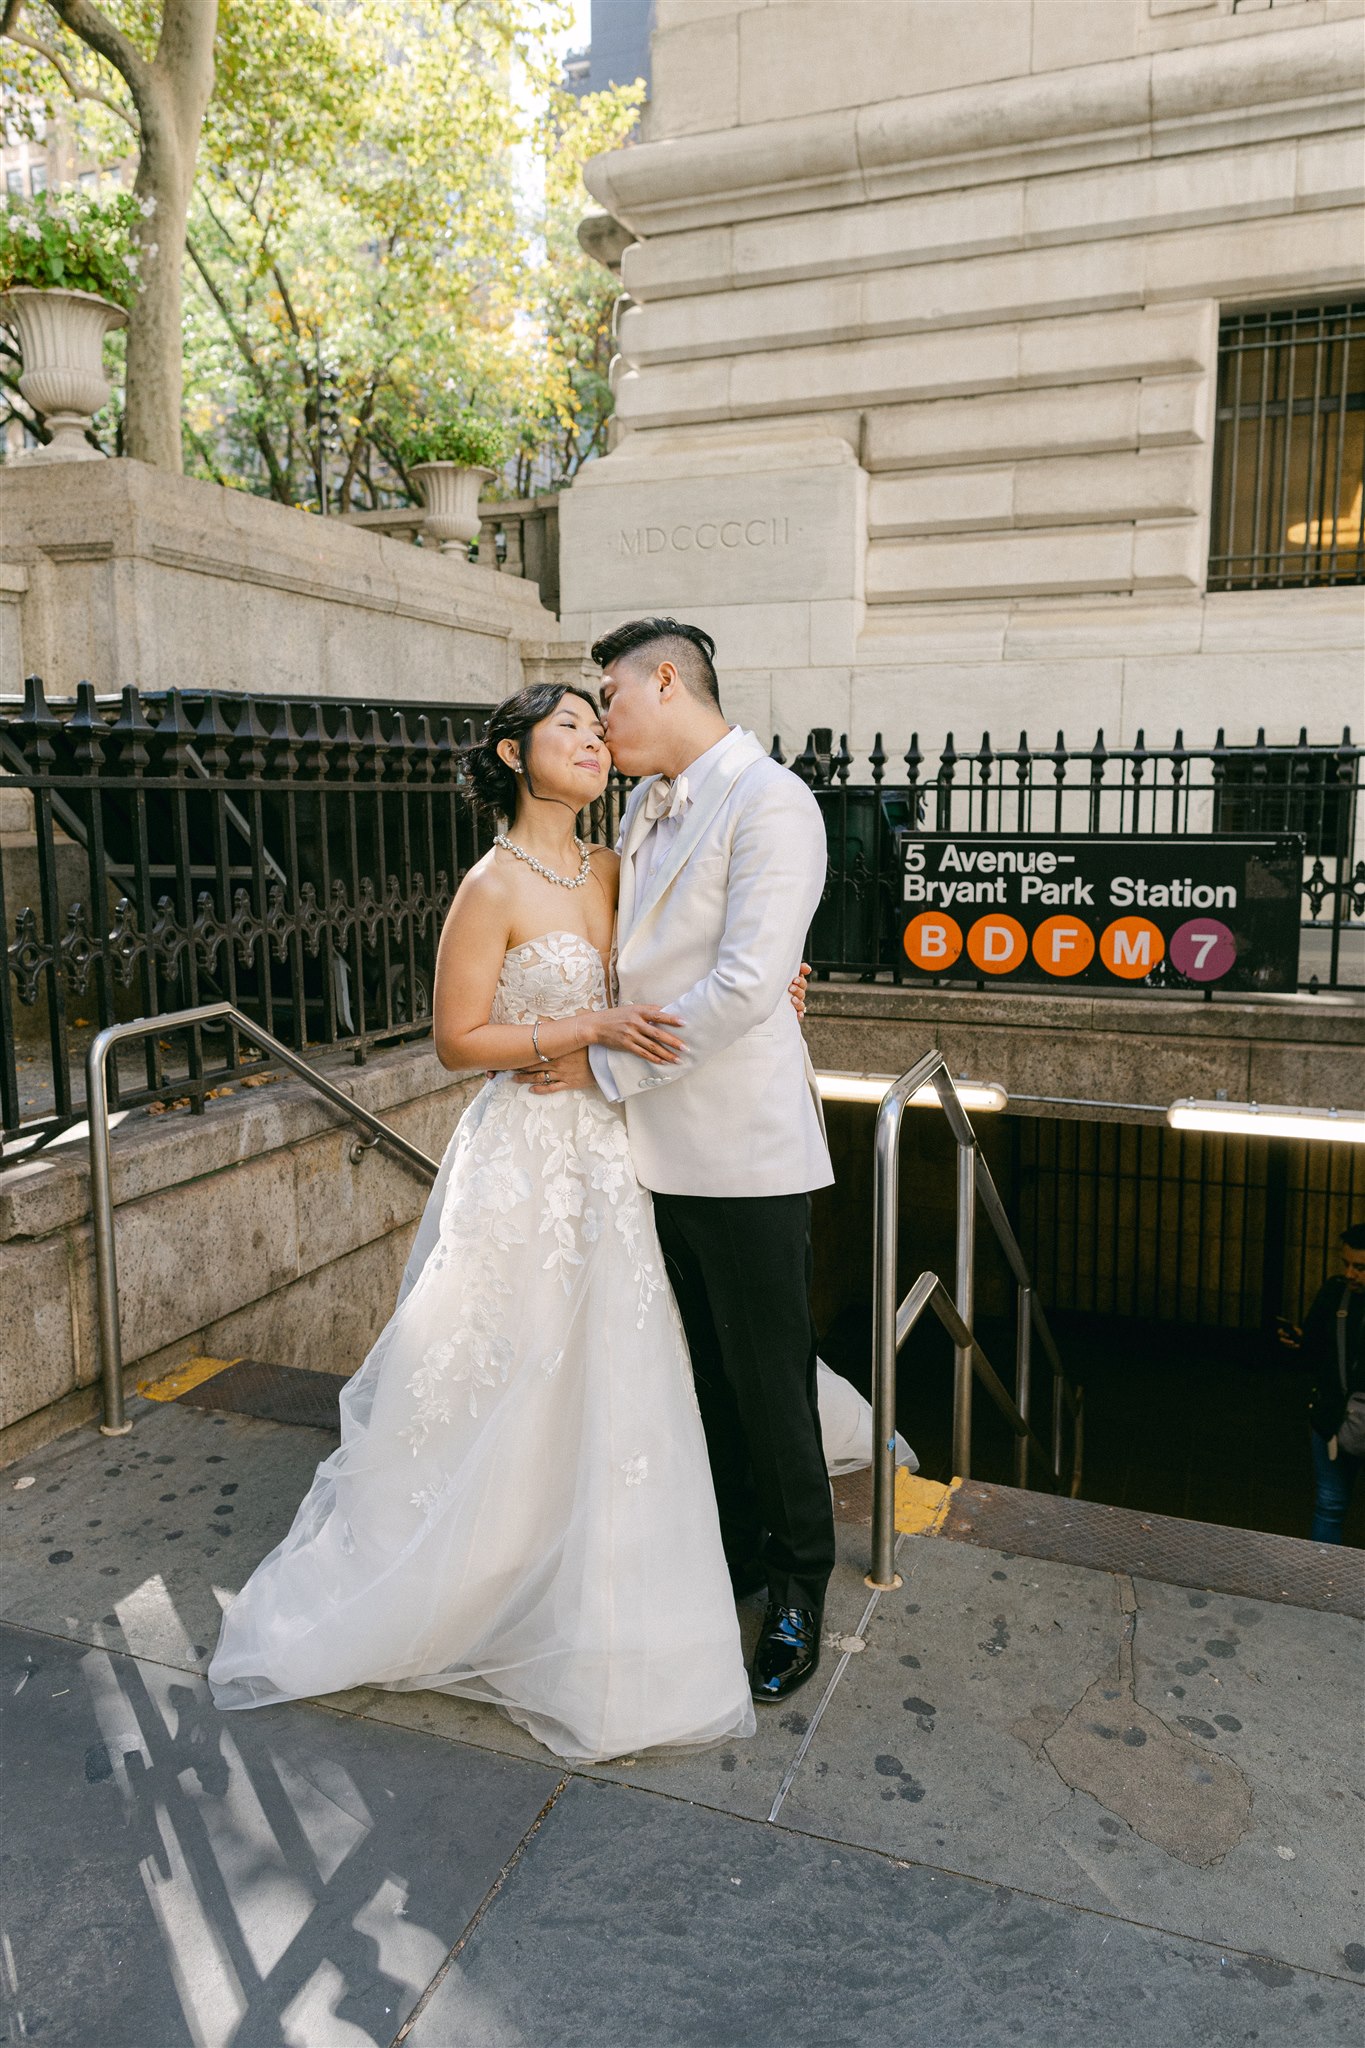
[
  {"x1": 750, "y1": 1603, "x2": 820, "y2": 1703},
  {"x1": 729, "y1": 1557, "x2": 769, "y2": 1602}
]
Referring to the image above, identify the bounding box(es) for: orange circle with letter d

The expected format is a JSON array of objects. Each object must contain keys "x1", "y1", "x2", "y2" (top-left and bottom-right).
[
  {"x1": 1100, "y1": 915, "x2": 1165, "y2": 980},
  {"x1": 966, "y1": 915, "x2": 1027, "y2": 974},
  {"x1": 1032, "y1": 915, "x2": 1095, "y2": 976},
  {"x1": 903, "y1": 911, "x2": 963, "y2": 971}
]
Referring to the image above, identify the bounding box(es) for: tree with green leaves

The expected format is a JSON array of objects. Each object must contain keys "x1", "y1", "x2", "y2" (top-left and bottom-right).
[
  {"x1": 2, "y1": 0, "x2": 642, "y2": 503},
  {"x1": 2, "y1": 0, "x2": 216, "y2": 470}
]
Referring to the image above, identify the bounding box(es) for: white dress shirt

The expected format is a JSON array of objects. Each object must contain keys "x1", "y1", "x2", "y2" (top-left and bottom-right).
[
  {"x1": 632, "y1": 725, "x2": 740, "y2": 895},
  {"x1": 589, "y1": 726, "x2": 741, "y2": 1102}
]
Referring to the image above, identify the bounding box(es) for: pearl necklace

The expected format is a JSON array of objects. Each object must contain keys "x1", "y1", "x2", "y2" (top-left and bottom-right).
[{"x1": 495, "y1": 831, "x2": 592, "y2": 890}]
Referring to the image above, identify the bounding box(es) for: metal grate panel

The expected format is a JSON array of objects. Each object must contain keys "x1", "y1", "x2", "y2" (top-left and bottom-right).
[
  {"x1": 176, "y1": 1358, "x2": 343, "y2": 1432},
  {"x1": 938, "y1": 1480, "x2": 1365, "y2": 1618},
  {"x1": 1209, "y1": 299, "x2": 1365, "y2": 592}
]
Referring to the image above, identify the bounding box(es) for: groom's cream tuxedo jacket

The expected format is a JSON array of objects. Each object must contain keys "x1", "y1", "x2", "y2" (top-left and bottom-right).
[{"x1": 597, "y1": 727, "x2": 834, "y2": 1200}]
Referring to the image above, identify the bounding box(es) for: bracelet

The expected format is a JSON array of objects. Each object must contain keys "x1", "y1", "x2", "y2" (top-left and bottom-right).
[{"x1": 531, "y1": 1019, "x2": 552, "y2": 1067}]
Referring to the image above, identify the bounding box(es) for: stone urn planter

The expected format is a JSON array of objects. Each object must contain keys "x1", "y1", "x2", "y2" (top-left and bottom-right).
[
  {"x1": 410, "y1": 460, "x2": 495, "y2": 553},
  {"x1": 0, "y1": 284, "x2": 128, "y2": 462}
]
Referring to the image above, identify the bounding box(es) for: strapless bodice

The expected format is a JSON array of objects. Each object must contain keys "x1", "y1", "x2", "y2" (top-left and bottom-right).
[{"x1": 491, "y1": 931, "x2": 610, "y2": 1025}]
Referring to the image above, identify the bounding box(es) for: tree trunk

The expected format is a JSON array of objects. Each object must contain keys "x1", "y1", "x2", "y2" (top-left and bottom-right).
[
  {"x1": 41, "y1": 0, "x2": 218, "y2": 472},
  {"x1": 124, "y1": 2, "x2": 216, "y2": 471},
  {"x1": 125, "y1": 119, "x2": 195, "y2": 471}
]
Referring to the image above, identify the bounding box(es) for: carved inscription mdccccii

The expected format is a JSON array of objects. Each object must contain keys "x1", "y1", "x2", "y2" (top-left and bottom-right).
[{"x1": 617, "y1": 516, "x2": 792, "y2": 556}]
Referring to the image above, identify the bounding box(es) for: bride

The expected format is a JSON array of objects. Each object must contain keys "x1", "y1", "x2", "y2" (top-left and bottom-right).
[{"x1": 208, "y1": 682, "x2": 900, "y2": 1763}]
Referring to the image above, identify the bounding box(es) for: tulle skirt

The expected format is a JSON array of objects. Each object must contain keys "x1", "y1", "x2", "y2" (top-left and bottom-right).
[{"x1": 208, "y1": 1077, "x2": 757, "y2": 1762}]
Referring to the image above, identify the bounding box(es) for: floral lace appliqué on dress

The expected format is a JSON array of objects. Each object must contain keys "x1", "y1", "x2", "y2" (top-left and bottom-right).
[{"x1": 207, "y1": 931, "x2": 755, "y2": 1766}]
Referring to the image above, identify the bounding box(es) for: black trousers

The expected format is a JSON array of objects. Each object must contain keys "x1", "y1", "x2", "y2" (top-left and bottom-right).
[{"x1": 652, "y1": 1190, "x2": 836, "y2": 1616}]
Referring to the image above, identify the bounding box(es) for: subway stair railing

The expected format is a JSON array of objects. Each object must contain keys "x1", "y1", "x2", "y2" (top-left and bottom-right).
[
  {"x1": 85, "y1": 1011, "x2": 1081, "y2": 1591},
  {"x1": 867, "y1": 1049, "x2": 1084, "y2": 1589},
  {"x1": 85, "y1": 1004, "x2": 439, "y2": 1436}
]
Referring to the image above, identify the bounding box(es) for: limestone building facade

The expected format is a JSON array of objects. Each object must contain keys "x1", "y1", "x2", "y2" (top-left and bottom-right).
[{"x1": 558, "y1": 0, "x2": 1365, "y2": 752}]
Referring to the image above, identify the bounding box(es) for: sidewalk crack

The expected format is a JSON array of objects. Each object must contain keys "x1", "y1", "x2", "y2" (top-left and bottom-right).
[{"x1": 389, "y1": 1772, "x2": 570, "y2": 2047}]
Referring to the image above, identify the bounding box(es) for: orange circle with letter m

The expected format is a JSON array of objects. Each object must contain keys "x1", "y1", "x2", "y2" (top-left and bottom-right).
[{"x1": 1100, "y1": 915, "x2": 1165, "y2": 980}]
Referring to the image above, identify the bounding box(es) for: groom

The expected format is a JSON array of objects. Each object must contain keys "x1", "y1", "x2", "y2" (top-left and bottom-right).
[{"x1": 532, "y1": 617, "x2": 836, "y2": 1702}]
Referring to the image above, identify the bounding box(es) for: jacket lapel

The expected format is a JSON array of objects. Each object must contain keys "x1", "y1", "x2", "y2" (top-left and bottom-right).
[{"x1": 625, "y1": 729, "x2": 767, "y2": 937}]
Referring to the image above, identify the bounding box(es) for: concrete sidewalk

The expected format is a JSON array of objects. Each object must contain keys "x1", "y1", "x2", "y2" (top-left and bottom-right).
[{"x1": 2, "y1": 1396, "x2": 1362, "y2": 2047}]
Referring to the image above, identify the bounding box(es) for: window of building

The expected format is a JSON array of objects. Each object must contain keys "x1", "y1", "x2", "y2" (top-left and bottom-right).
[
  {"x1": 5, "y1": 169, "x2": 22, "y2": 197},
  {"x1": 29, "y1": 163, "x2": 46, "y2": 194},
  {"x1": 79, "y1": 169, "x2": 98, "y2": 191},
  {"x1": 1209, "y1": 301, "x2": 1365, "y2": 591}
]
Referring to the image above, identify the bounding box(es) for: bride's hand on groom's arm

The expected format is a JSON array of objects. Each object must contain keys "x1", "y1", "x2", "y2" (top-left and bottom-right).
[
  {"x1": 512, "y1": 1004, "x2": 684, "y2": 1093},
  {"x1": 587, "y1": 1003, "x2": 685, "y2": 1064}
]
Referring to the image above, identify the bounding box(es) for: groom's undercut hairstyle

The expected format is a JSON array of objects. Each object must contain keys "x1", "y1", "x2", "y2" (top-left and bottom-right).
[{"x1": 590, "y1": 617, "x2": 721, "y2": 706}]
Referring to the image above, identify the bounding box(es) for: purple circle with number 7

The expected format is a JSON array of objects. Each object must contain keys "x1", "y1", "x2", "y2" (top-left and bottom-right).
[{"x1": 1170, "y1": 917, "x2": 1236, "y2": 982}]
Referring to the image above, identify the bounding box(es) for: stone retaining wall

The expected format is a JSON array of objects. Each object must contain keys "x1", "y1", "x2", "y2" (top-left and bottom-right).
[
  {"x1": 0, "y1": 1041, "x2": 479, "y2": 1464},
  {"x1": 0, "y1": 458, "x2": 584, "y2": 704},
  {"x1": 804, "y1": 983, "x2": 1364, "y2": 1120}
]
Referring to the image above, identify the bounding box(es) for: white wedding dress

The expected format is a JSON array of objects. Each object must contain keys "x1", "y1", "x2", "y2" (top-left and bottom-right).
[
  {"x1": 209, "y1": 931, "x2": 911, "y2": 1762},
  {"x1": 209, "y1": 932, "x2": 756, "y2": 1760}
]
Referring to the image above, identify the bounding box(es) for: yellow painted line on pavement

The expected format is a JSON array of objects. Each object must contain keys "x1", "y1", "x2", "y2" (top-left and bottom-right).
[
  {"x1": 894, "y1": 1470, "x2": 962, "y2": 1537},
  {"x1": 137, "y1": 1356, "x2": 242, "y2": 1402}
]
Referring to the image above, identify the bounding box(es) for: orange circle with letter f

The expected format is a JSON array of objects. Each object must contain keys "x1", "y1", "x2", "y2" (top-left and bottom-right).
[{"x1": 1032, "y1": 915, "x2": 1095, "y2": 976}]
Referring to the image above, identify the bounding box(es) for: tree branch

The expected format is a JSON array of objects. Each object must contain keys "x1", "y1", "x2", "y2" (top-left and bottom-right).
[
  {"x1": 6, "y1": 25, "x2": 137, "y2": 128},
  {"x1": 270, "y1": 264, "x2": 301, "y2": 340},
  {"x1": 184, "y1": 417, "x2": 227, "y2": 486},
  {"x1": 185, "y1": 230, "x2": 290, "y2": 500},
  {"x1": 47, "y1": 0, "x2": 151, "y2": 103}
]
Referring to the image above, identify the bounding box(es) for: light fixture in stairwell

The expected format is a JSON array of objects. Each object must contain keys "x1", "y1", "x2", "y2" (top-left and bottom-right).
[
  {"x1": 816, "y1": 1072, "x2": 1007, "y2": 1112},
  {"x1": 1167, "y1": 1099, "x2": 1365, "y2": 1145}
]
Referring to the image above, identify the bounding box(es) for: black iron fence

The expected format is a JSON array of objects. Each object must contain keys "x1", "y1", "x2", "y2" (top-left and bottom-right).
[
  {"x1": 2, "y1": 682, "x2": 1361, "y2": 1163},
  {"x1": 0, "y1": 678, "x2": 493, "y2": 1162},
  {"x1": 791, "y1": 725, "x2": 1364, "y2": 989}
]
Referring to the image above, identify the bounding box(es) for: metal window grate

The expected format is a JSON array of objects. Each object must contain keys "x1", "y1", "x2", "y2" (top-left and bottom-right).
[{"x1": 1209, "y1": 301, "x2": 1365, "y2": 591}]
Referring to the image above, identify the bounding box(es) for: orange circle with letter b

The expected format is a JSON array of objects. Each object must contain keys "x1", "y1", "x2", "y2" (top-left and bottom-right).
[
  {"x1": 903, "y1": 912, "x2": 963, "y2": 971},
  {"x1": 1100, "y1": 915, "x2": 1165, "y2": 980},
  {"x1": 966, "y1": 915, "x2": 1027, "y2": 974},
  {"x1": 1032, "y1": 916, "x2": 1095, "y2": 977}
]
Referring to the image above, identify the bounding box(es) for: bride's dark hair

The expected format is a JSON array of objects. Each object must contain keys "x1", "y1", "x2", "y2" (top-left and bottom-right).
[{"x1": 461, "y1": 682, "x2": 603, "y2": 818}]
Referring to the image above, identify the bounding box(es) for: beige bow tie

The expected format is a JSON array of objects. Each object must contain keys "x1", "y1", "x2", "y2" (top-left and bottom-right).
[{"x1": 642, "y1": 773, "x2": 691, "y2": 824}]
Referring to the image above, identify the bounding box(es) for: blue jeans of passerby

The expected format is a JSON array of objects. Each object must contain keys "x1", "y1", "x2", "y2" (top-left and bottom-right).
[{"x1": 1310, "y1": 1428, "x2": 1361, "y2": 1544}]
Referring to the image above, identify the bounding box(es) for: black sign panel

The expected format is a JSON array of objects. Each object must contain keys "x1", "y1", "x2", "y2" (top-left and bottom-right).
[{"x1": 900, "y1": 835, "x2": 1303, "y2": 992}]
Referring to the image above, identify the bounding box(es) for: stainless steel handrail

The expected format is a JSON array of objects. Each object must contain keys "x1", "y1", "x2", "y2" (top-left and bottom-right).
[
  {"x1": 86, "y1": 1003, "x2": 440, "y2": 1436},
  {"x1": 869, "y1": 1050, "x2": 1084, "y2": 1588}
]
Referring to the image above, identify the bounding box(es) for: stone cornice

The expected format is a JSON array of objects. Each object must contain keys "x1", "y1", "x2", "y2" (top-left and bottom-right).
[{"x1": 587, "y1": 20, "x2": 1363, "y2": 235}]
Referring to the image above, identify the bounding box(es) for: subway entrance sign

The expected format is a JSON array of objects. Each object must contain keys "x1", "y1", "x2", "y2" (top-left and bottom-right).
[{"x1": 901, "y1": 835, "x2": 1303, "y2": 992}]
